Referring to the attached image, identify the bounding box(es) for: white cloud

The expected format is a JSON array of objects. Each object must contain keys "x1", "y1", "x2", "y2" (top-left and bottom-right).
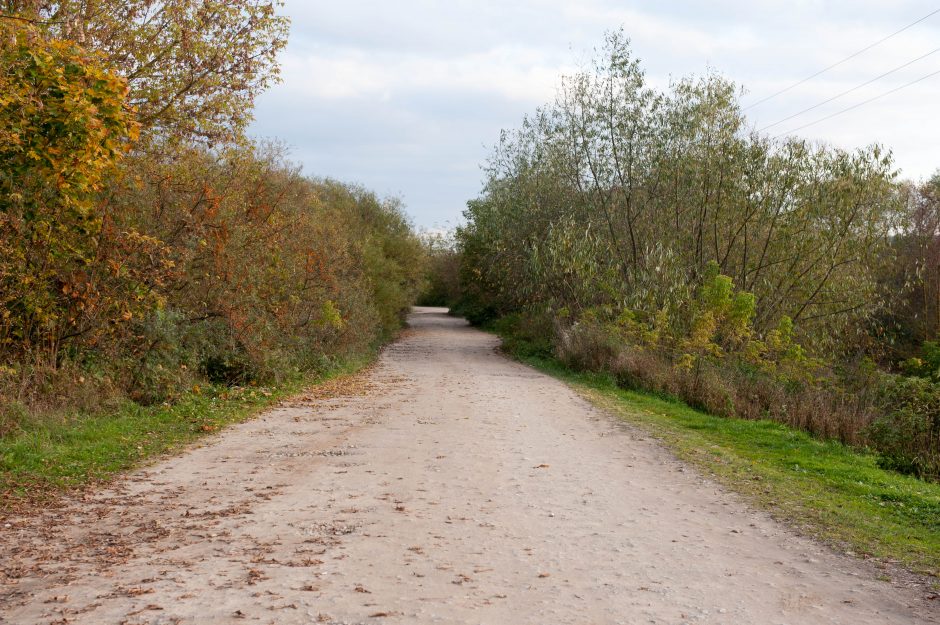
[
  {"x1": 560, "y1": 3, "x2": 763, "y2": 57},
  {"x1": 252, "y1": 0, "x2": 940, "y2": 227},
  {"x1": 279, "y1": 45, "x2": 572, "y2": 104}
]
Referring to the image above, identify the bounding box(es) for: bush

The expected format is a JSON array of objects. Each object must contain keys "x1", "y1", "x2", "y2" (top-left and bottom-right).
[
  {"x1": 0, "y1": 400, "x2": 29, "y2": 438},
  {"x1": 610, "y1": 344, "x2": 675, "y2": 397},
  {"x1": 417, "y1": 232, "x2": 461, "y2": 307},
  {"x1": 492, "y1": 312, "x2": 554, "y2": 359},
  {"x1": 451, "y1": 297, "x2": 501, "y2": 327},
  {"x1": 0, "y1": 21, "x2": 145, "y2": 357},
  {"x1": 0, "y1": 353, "x2": 123, "y2": 433},
  {"x1": 556, "y1": 319, "x2": 620, "y2": 372},
  {"x1": 869, "y1": 375, "x2": 940, "y2": 478},
  {"x1": 1, "y1": 146, "x2": 426, "y2": 425}
]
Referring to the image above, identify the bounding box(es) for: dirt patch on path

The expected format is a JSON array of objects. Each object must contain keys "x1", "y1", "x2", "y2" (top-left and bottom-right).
[{"x1": 0, "y1": 307, "x2": 936, "y2": 624}]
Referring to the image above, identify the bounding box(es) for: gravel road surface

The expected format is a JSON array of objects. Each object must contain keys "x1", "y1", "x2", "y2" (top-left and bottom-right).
[{"x1": 1, "y1": 307, "x2": 935, "y2": 624}]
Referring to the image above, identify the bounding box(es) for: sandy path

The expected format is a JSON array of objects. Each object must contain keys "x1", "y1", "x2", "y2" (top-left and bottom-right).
[{"x1": 0, "y1": 307, "x2": 935, "y2": 625}]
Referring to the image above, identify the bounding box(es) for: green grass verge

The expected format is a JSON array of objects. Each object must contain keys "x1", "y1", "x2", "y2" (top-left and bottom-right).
[
  {"x1": 0, "y1": 355, "x2": 373, "y2": 510},
  {"x1": 490, "y1": 322, "x2": 940, "y2": 579}
]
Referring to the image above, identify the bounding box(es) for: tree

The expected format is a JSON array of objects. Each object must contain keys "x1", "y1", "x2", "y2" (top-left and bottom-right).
[
  {"x1": 459, "y1": 31, "x2": 900, "y2": 353},
  {"x1": 0, "y1": 21, "x2": 159, "y2": 355},
  {"x1": 3, "y1": 0, "x2": 290, "y2": 144},
  {"x1": 418, "y1": 230, "x2": 461, "y2": 307},
  {"x1": 885, "y1": 174, "x2": 940, "y2": 348}
]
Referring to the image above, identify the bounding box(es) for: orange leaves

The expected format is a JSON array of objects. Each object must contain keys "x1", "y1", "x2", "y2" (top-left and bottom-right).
[
  {"x1": 2, "y1": 71, "x2": 424, "y2": 399},
  {"x1": 200, "y1": 183, "x2": 222, "y2": 222},
  {"x1": 304, "y1": 250, "x2": 337, "y2": 291},
  {"x1": 0, "y1": 21, "x2": 139, "y2": 353},
  {"x1": 209, "y1": 223, "x2": 230, "y2": 264}
]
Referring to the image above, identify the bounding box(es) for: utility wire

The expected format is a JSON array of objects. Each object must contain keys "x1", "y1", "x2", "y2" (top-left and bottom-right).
[
  {"x1": 744, "y1": 7, "x2": 940, "y2": 110},
  {"x1": 772, "y1": 66, "x2": 940, "y2": 138},
  {"x1": 758, "y1": 46, "x2": 940, "y2": 131}
]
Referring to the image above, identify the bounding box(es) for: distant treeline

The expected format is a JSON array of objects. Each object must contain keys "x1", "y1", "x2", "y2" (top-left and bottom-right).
[
  {"x1": 0, "y1": 3, "x2": 424, "y2": 428},
  {"x1": 448, "y1": 31, "x2": 940, "y2": 479}
]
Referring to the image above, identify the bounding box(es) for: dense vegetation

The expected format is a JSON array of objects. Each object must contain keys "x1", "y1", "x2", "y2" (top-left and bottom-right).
[
  {"x1": 0, "y1": 4, "x2": 425, "y2": 441},
  {"x1": 456, "y1": 31, "x2": 940, "y2": 480},
  {"x1": 417, "y1": 231, "x2": 461, "y2": 307}
]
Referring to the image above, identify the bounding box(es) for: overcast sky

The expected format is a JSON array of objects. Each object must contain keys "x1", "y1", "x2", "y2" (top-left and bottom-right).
[{"x1": 249, "y1": 1, "x2": 940, "y2": 229}]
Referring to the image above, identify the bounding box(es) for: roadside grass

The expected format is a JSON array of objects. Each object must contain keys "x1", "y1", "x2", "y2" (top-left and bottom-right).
[
  {"x1": 0, "y1": 355, "x2": 373, "y2": 512},
  {"x1": 490, "y1": 323, "x2": 940, "y2": 579}
]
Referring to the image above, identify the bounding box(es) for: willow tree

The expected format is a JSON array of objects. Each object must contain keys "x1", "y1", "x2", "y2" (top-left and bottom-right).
[{"x1": 460, "y1": 30, "x2": 902, "y2": 353}]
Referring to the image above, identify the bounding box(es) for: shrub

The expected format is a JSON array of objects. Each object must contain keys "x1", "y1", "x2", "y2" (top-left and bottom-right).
[
  {"x1": 869, "y1": 375, "x2": 940, "y2": 478},
  {"x1": 0, "y1": 21, "x2": 145, "y2": 357},
  {"x1": 1, "y1": 146, "x2": 425, "y2": 423},
  {"x1": 556, "y1": 319, "x2": 620, "y2": 372},
  {"x1": 417, "y1": 232, "x2": 461, "y2": 307},
  {"x1": 493, "y1": 312, "x2": 554, "y2": 359},
  {"x1": 610, "y1": 344, "x2": 675, "y2": 397}
]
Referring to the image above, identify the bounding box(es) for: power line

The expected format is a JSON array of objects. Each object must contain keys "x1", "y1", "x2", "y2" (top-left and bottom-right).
[
  {"x1": 758, "y1": 46, "x2": 940, "y2": 132},
  {"x1": 744, "y1": 7, "x2": 940, "y2": 110},
  {"x1": 772, "y1": 67, "x2": 940, "y2": 138}
]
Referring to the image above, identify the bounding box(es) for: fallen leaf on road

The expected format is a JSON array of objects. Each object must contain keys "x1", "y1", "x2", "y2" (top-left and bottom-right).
[{"x1": 120, "y1": 586, "x2": 154, "y2": 596}]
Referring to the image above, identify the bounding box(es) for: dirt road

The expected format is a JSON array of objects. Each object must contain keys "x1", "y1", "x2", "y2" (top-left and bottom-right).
[{"x1": 1, "y1": 307, "x2": 935, "y2": 624}]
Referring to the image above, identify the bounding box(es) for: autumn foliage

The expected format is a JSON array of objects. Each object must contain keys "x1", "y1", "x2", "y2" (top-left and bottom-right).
[
  {"x1": 0, "y1": 22, "x2": 142, "y2": 355},
  {"x1": 0, "y1": 12, "x2": 425, "y2": 424}
]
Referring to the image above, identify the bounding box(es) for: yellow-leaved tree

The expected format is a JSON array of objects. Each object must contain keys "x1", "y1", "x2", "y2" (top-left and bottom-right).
[{"x1": 0, "y1": 22, "x2": 166, "y2": 357}]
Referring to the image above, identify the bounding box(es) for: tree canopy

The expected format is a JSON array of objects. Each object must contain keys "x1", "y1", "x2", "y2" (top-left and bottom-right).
[{"x1": 3, "y1": 0, "x2": 289, "y2": 144}]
